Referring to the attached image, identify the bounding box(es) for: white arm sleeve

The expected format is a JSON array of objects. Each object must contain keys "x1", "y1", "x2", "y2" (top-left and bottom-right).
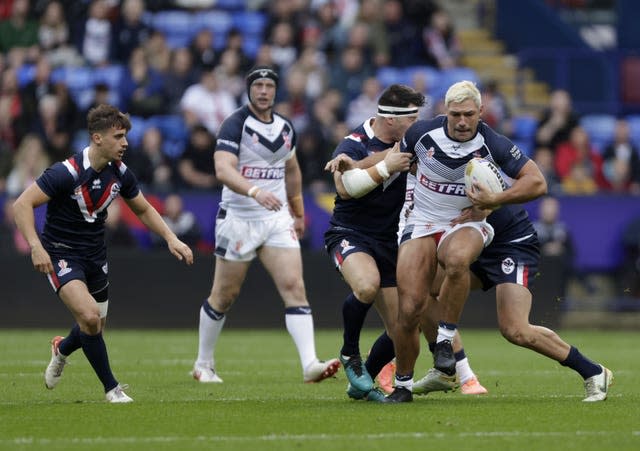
[{"x1": 341, "y1": 168, "x2": 379, "y2": 198}]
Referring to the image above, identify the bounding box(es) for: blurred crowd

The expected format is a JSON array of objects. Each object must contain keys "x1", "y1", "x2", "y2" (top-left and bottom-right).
[{"x1": 1, "y1": 0, "x2": 639, "y2": 257}]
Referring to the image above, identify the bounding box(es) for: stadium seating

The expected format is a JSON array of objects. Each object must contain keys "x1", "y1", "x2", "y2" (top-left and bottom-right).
[
  {"x1": 579, "y1": 113, "x2": 616, "y2": 153},
  {"x1": 625, "y1": 114, "x2": 640, "y2": 149}
]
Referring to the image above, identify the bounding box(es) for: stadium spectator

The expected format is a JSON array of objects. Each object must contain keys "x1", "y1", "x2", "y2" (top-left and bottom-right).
[
  {"x1": 30, "y1": 93, "x2": 72, "y2": 161},
  {"x1": 163, "y1": 47, "x2": 199, "y2": 114},
  {"x1": 120, "y1": 47, "x2": 167, "y2": 118},
  {"x1": 267, "y1": 21, "x2": 298, "y2": 75},
  {"x1": 214, "y1": 48, "x2": 246, "y2": 104},
  {"x1": 383, "y1": 0, "x2": 420, "y2": 67},
  {"x1": 153, "y1": 193, "x2": 202, "y2": 248},
  {"x1": 0, "y1": 66, "x2": 29, "y2": 151},
  {"x1": 12, "y1": 104, "x2": 193, "y2": 403},
  {"x1": 533, "y1": 196, "x2": 575, "y2": 298},
  {"x1": 111, "y1": 0, "x2": 151, "y2": 64},
  {"x1": 555, "y1": 126, "x2": 607, "y2": 191},
  {"x1": 5, "y1": 133, "x2": 50, "y2": 198},
  {"x1": 123, "y1": 126, "x2": 175, "y2": 192},
  {"x1": 220, "y1": 28, "x2": 252, "y2": 73},
  {"x1": 37, "y1": 0, "x2": 83, "y2": 67},
  {"x1": 78, "y1": 0, "x2": 113, "y2": 67},
  {"x1": 533, "y1": 145, "x2": 562, "y2": 194},
  {"x1": 0, "y1": 0, "x2": 39, "y2": 66},
  {"x1": 177, "y1": 124, "x2": 218, "y2": 190},
  {"x1": 20, "y1": 55, "x2": 54, "y2": 124},
  {"x1": 329, "y1": 45, "x2": 374, "y2": 108},
  {"x1": 351, "y1": 0, "x2": 390, "y2": 68},
  {"x1": 280, "y1": 66, "x2": 312, "y2": 132},
  {"x1": 345, "y1": 75, "x2": 381, "y2": 129},
  {"x1": 190, "y1": 65, "x2": 340, "y2": 385},
  {"x1": 189, "y1": 28, "x2": 217, "y2": 72},
  {"x1": 535, "y1": 89, "x2": 580, "y2": 151},
  {"x1": 480, "y1": 79, "x2": 511, "y2": 133},
  {"x1": 288, "y1": 45, "x2": 329, "y2": 101},
  {"x1": 421, "y1": 7, "x2": 460, "y2": 69},
  {"x1": 179, "y1": 70, "x2": 237, "y2": 135},
  {"x1": 601, "y1": 118, "x2": 640, "y2": 194}
]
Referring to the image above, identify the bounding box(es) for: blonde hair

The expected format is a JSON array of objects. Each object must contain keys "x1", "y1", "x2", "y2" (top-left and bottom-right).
[{"x1": 444, "y1": 80, "x2": 482, "y2": 108}]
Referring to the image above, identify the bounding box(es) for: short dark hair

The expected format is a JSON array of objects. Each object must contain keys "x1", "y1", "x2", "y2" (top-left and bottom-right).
[
  {"x1": 378, "y1": 84, "x2": 426, "y2": 109},
  {"x1": 87, "y1": 104, "x2": 131, "y2": 134}
]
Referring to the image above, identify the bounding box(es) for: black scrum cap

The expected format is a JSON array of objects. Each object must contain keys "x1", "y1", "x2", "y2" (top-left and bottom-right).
[{"x1": 245, "y1": 66, "x2": 279, "y2": 98}]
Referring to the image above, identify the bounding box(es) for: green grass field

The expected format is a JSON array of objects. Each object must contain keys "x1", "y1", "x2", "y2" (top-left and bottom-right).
[{"x1": 0, "y1": 328, "x2": 637, "y2": 451}]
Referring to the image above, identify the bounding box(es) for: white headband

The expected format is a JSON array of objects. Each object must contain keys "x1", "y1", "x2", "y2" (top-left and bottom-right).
[{"x1": 377, "y1": 105, "x2": 419, "y2": 117}]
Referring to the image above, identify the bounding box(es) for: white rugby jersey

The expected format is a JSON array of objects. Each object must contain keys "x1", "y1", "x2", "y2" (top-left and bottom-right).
[
  {"x1": 215, "y1": 105, "x2": 297, "y2": 220},
  {"x1": 402, "y1": 115, "x2": 527, "y2": 228}
]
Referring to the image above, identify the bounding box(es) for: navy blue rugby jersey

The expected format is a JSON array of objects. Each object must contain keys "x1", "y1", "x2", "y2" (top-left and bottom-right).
[
  {"x1": 36, "y1": 147, "x2": 140, "y2": 250},
  {"x1": 329, "y1": 119, "x2": 408, "y2": 240}
]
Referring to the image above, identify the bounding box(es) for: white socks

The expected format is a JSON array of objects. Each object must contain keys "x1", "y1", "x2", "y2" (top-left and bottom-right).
[
  {"x1": 196, "y1": 306, "x2": 226, "y2": 367},
  {"x1": 285, "y1": 312, "x2": 317, "y2": 371}
]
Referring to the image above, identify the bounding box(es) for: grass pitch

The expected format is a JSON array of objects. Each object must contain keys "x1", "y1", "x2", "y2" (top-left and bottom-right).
[{"x1": 0, "y1": 328, "x2": 637, "y2": 451}]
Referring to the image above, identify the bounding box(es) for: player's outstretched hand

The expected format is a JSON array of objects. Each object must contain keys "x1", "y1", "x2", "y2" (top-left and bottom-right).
[
  {"x1": 168, "y1": 237, "x2": 194, "y2": 265},
  {"x1": 383, "y1": 142, "x2": 411, "y2": 173},
  {"x1": 324, "y1": 154, "x2": 356, "y2": 173}
]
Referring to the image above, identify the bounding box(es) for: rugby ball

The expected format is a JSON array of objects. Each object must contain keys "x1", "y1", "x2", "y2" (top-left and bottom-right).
[{"x1": 464, "y1": 157, "x2": 506, "y2": 193}]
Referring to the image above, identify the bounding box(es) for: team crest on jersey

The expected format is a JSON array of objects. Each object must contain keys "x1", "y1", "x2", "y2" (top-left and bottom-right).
[
  {"x1": 282, "y1": 131, "x2": 291, "y2": 149},
  {"x1": 426, "y1": 147, "x2": 435, "y2": 159},
  {"x1": 57, "y1": 259, "x2": 72, "y2": 277},
  {"x1": 92, "y1": 179, "x2": 102, "y2": 190},
  {"x1": 235, "y1": 240, "x2": 243, "y2": 252},
  {"x1": 501, "y1": 257, "x2": 515, "y2": 274},
  {"x1": 340, "y1": 239, "x2": 355, "y2": 253}
]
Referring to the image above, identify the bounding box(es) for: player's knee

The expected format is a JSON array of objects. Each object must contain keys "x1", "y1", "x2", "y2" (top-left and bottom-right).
[
  {"x1": 352, "y1": 282, "x2": 379, "y2": 303},
  {"x1": 500, "y1": 324, "x2": 532, "y2": 347},
  {"x1": 79, "y1": 312, "x2": 102, "y2": 334}
]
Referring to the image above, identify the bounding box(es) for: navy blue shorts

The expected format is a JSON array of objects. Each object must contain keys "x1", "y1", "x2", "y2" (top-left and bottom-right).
[
  {"x1": 46, "y1": 246, "x2": 109, "y2": 295},
  {"x1": 470, "y1": 235, "x2": 540, "y2": 291},
  {"x1": 324, "y1": 228, "x2": 398, "y2": 288}
]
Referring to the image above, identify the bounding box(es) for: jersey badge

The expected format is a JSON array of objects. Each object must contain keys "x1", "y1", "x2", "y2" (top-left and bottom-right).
[
  {"x1": 340, "y1": 239, "x2": 355, "y2": 254},
  {"x1": 501, "y1": 257, "x2": 515, "y2": 274},
  {"x1": 57, "y1": 259, "x2": 72, "y2": 277}
]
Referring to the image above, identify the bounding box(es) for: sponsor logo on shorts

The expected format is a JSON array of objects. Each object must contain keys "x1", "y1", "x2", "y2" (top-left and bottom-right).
[
  {"x1": 57, "y1": 259, "x2": 72, "y2": 277},
  {"x1": 501, "y1": 257, "x2": 515, "y2": 274}
]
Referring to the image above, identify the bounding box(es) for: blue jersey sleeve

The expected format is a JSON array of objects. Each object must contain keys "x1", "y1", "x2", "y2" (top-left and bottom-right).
[
  {"x1": 118, "y1": 163, "x2": 140, "y2": 199},
  {"x1": 480, "y1": 123, "x2": 530, "y2": 178},
  {"x1": 36, "y1": 162, "x2": 75, "y2": 198},
  {"x1": 215, "y1": 108, "x2": 246, "y2": 155}
]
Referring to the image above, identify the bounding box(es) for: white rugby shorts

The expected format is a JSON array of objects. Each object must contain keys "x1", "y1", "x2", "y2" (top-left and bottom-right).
[
  {"x1": 214, "y1": 210, "x2": 299, "y2": 261},
  {"x1": 401, "y1": 215, "x2": 495, "y2": 249}
]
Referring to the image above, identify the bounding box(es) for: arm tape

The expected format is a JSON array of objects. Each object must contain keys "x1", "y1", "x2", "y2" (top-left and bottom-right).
[{"x1": 341, "y1": 168, "x2": 379, "y2": 198}]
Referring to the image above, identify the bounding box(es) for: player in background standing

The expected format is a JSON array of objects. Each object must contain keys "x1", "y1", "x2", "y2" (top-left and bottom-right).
[
  {"x1": 13, "y1": 104, "x2": 194, "y2": 403},
  {"x1": 191, "y1": 66, "x2": 340, "y2": 384},
  {"x1": 324, "y1": 84, "x2": 424, "y2": 401}
]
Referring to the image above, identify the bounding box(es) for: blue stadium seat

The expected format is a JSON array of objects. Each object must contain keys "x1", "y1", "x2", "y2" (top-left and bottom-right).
[
  {"x1": 216, "y1": 0, "x2": 246, "y2": 10},
  {"x1": 580, "y1": 114, "x2": 616, "y2": 153},
  {"x1": 127, "y1": 116, "x2": 148, "y2": 149},
  {"x1": 433, "y1": 67, "x2": 479, "y2": 99},
  {"x1": 147, "y1": 115, "x2": 188, "y2": 158},
  {"x1": 232, "y1": 11, "x2": 267, "y2": 36},
  {"x1": 511, "y1": 115, "x2": 538, "y2": 140},
  {"x1": 405, "y1": 66, "x2": 441, "y2": 91},
  {"x1": 197, "y1": 10, "x2": 233, "y2": 35},
  {"x1": 151, "y1": 10, "x2": 198, "y2": 48},
  {"x1": 626, "y1": 115, "x2": 640, "y2": 149},
  {"x1": 17, "y1": 64, "x2": 35, "y2": 87},
  {"x1": 376, "y1": 67, "x2": 409, "y2": 87}
]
